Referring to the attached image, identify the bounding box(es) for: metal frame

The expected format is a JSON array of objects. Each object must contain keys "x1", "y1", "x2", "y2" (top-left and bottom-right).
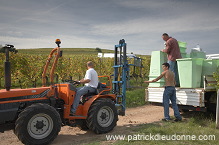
[{"x1": 113, "y1": 39, "x2": 128, "y2": 116}]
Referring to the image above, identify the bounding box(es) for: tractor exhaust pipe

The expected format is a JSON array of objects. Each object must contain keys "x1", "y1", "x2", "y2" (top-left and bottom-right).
[
  {"x1": 5, "y1": 48, "x2": 11, "y2": 91},
  {"x1": 4, "y1": 62, "x2": 11, "y2": 91}
]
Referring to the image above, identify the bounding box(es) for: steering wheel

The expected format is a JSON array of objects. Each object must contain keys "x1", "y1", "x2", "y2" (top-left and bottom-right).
[{"x1": 64, "y1": 80, "x2": 80, "y2": 85}]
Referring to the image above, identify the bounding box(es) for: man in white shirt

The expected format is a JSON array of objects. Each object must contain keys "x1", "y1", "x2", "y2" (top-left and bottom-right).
[{"x1": 71, "y1": 61, "x2": 99, "y2": 115}]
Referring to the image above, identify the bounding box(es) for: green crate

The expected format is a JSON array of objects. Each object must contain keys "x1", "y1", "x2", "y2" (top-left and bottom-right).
[
  {"x1": 149, "y1": 51, "x2": 167, "y2": 76},
  {"x1": 177, "y1": 58, "x2": 204, "y2": 88},
  {"x1": 202, "y1": 59, "x2": 218, "y2": 76},
  {"x1": 216, "y1": 59, "x2": 219, "y2": 68},
  {"x1": 178, "y1": 41, "x2": 187, "y2": 48},
  {"x1": 186, "y1": 54, "x2": 190, "y2": 58},
  {"x1": 148, "y1": 51, "x2": 167, "y2": 87},
  {"x1": 190, "y1": 51, "x2": 206, "y2": 58},
  {"x1": 180, "y1": 47, "x2": 187, "y2": 53},
  {"x1": 178, "y1": 41, "x2": 187, "y2": 54},
  {"x1": 201, "y1": 59, "x2": 219, "y2": 87},
  {"x1": 181, "y1": 52, "x2": 187, "y2": 58},
  {"x1": 148, "y1": 76, "x2": 165, "y2": 87}
]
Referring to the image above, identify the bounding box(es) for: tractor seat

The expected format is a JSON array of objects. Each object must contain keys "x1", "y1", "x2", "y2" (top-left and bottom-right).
[
  {"x1": 80, "y1": 82, "x2": 108, "y2": 104},
  {"x1": 97, "y1": 82, "x2": 111, "y2": 95}
]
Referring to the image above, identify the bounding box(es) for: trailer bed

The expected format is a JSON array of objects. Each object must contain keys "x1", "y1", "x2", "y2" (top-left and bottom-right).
[
  {"x1": 145, "y1": 75, "x2": 217, "y2": 110},
  {"x1": 146, "y1": 87, "x2": 205, "y2": 107}
]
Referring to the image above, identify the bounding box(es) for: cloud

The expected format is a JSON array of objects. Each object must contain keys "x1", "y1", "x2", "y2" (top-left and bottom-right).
[
  {"x1": 91, "y1": 3, "x2": 219, "y2": 36},
  {"x1": 0, "y1": 0, "x2": 219, "y2": 55},
  {"x1": 0, "y1": 34, "x2": 113, "y2": 50}
]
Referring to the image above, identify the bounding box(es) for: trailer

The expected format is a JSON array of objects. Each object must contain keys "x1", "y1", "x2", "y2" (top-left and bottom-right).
[
  {"x1": 146, "y1": 49, "x2": 218, "y2": 113},
  {"x1": 145, "y1": 75, "x2": 217, "y2": 112}
]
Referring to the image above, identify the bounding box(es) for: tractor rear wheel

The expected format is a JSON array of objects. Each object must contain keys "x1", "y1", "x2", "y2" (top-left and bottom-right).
[
  {"x1": 87, "y1": 98, "x2": 118, "y2": 134},
  {"x1": 14, "y1": 103, "x2": 61, "y2": 145}
]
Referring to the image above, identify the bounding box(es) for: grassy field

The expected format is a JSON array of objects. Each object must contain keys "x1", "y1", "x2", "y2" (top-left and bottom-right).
[{"x1": 126, "y1": 87, "x2": 147, "y2": 108}]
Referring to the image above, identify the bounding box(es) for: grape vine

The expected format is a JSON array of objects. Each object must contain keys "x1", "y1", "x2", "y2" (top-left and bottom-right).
[{"x1": 0, "y1": 53, "x2": 150, "y2": 89}]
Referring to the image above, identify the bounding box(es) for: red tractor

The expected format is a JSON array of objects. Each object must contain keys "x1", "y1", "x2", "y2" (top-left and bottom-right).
[{"x1": 0, "y1": 40, "x2": 118, "y2": 145}]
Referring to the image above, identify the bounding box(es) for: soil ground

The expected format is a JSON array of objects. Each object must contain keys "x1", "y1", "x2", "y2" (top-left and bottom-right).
[{"x1": 0, "y1": 105, "x2": 174, "y2": 145}]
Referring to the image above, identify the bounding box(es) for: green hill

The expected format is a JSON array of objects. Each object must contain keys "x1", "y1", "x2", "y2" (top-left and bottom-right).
[{"x1": 17, "y1": 48, "x2": 115, "y2": 55}]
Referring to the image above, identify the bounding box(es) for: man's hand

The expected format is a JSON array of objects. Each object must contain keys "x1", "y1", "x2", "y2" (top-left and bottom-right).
[
  {"x1": 144, "y1": 78, "x2": 159, "y2": 83},
  {"x1": 144, "y1": 81, "x2": 152, "y2": 83},
  {"x1": 79, "y1": 79, "x2": 90, "y2": 84}
]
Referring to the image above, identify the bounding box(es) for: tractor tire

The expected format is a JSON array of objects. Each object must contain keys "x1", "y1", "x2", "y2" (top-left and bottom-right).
[
  {"x1": 87, "y1": 98, "x2": 118, "y2": 134},
  {"x1": 77, "y1": 120, "x2": 89, "y2": 131},
  {"x1": 14, "y1": 103, "x2": 61, "y2": 145}
]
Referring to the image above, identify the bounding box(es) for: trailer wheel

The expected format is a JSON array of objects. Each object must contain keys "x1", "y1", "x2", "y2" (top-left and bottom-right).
[
  {"x1": 87, "y1": 98, "x2": 118, "y2": 134},
  {"x1": 15, "y1": 103, "x2": 61, "y2": 145}
]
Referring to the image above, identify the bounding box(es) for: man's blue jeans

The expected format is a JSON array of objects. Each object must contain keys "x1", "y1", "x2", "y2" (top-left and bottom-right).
[
  {"x1": 163, "y1": 86, "x2": 182, "y2": 120},
  {"x1": 71, "y1": 86, "x2": 96, "y2": 113},
  {"x1": 167, "y1": 60, "x2": 180, "y2": 86}
]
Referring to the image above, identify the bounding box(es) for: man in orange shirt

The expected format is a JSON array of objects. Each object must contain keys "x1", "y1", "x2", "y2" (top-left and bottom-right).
[{"x1": 161, "y1": 33, "x2": 181, "y2": 87}]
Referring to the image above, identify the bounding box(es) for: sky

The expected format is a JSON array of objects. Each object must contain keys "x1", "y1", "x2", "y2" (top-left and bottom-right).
[{"x1": 0, "y1": 0, "x2": 219, "y2": 55}]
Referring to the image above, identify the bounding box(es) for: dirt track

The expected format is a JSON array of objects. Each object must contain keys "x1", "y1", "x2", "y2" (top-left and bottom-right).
[{"x1": 0, "y1": 105, "x2": 173, "y2": 145}]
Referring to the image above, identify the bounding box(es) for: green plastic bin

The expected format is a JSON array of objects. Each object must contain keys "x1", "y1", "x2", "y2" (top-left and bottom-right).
[
  {"x1": 178, "y1": 41, "x2": 187, "y2": 48},
  {"x1": 216, "y1": 59, "x2": 219, "y2": 68},
  {"x1": 149, "y1": 51, "x2": 167, "y2": 76},
  {"x1": 201, "y1": 59, "x2": 219, "y2": 87},
  {"x1": 179, "y1": 47, "x2": 186, "y2": 53},
  {"x1": 178, "y1": 41, "x2": 187, "y2": 54},
  {"x1": 202, "y1": 59, "x2": 218, "y2": 76},
  {"x1": 181, "y1": 52, "x2": 187, "y2": 58},
  {"x1": 186, "y1": 54, "x2": 190, "y2": 58},
  {"x1": 190, "y1": 51, "x2": 206, "y2": 58},
  {"x1": 148, "y1": 51, "x2": 167, "y2": 87},
  {"x1": 177, "y1": 58, "x2": 204, "y2": 88},
  {"x1": 148, "y1": 76, "x2": 165, "y2": 87}
]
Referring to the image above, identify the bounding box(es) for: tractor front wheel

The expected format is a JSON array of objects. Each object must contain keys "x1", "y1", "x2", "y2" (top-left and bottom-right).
[
  {"x1": 87, "y1": 98, "x2": 118, "y2": 134},
  {"x1": 15, "y1": 103, "x2": 61, "y2": 145}
]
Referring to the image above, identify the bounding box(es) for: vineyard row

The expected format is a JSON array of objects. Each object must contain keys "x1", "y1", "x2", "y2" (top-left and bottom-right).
[{"x1": 0, "y1": 53, "x2": 150, "y2": 89}]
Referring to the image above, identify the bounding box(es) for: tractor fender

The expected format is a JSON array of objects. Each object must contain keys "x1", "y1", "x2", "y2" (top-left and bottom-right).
[
  {"x1": 82, "y1": 94, "x2": 116, "y2": 116},
  {"x1": 0, "y1": 102, "x2": 20, "y2": 124}
]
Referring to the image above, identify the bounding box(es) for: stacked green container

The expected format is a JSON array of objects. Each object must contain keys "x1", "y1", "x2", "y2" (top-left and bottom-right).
[
  {"x1": 190, "y1": 51, "x2": 206, "y2": 58},
  {"x1": 148, "y1": 51, "x2": 167, "y2": 87},
  {"x1": 202, "y1": 59, "x2": 218, "y2": 76},
  {"x1": 177, "y1": 58, "x2": 204, "y2": 88},
  {"x1": 201, "y1": 59, "x2": 219, "y2": 87},
  {"x1": 178, "y1": 41, "x2": 187, "y2": 58},
  {"x1": 217, "y1": 59, "x2": 219, "y2": 69}
]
